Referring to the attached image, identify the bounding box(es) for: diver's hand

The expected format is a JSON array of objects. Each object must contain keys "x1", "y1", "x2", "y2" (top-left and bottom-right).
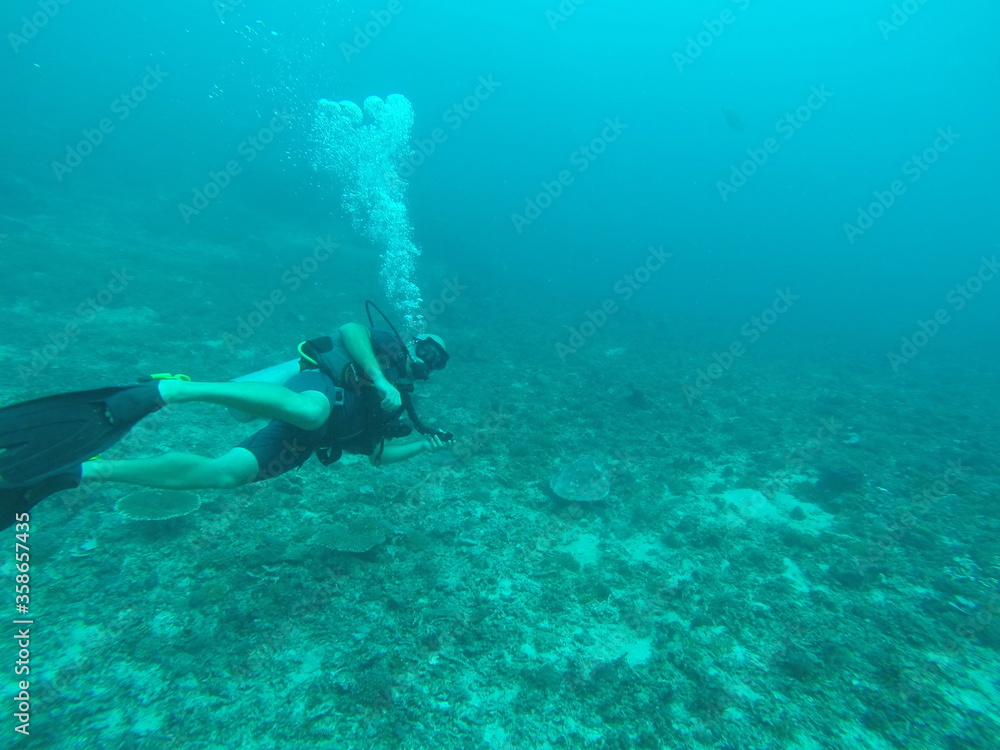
[
  {"x1": 375, "y1": 378, "x2": 402, "y2": 412},
  {"x1": 422, "y1": 434, "x2": 450, "y2": 453}
]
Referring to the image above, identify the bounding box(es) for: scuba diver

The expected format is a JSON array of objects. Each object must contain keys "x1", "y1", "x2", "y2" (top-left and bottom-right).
[{"x1": 0, "y1": 303, "x2": 453, "y2": 527}]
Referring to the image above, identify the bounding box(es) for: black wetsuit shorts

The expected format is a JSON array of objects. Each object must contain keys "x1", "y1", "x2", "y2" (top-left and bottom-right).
[{"x1": 236, "y1": 370, "x2": 341, "y2": 481}]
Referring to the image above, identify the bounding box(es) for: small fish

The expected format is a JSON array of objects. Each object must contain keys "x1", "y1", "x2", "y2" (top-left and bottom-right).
[{"x1": 722, "y1": 106, "x2": 745, "y2": 132}]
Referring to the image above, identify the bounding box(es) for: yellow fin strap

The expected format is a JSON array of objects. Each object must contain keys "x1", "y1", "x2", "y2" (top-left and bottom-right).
[{"x1": 297, "y1": 341, "x2": 318, "y2": 366}]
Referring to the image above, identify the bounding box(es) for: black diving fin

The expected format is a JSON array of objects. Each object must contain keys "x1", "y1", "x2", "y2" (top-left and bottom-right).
[
  {"x1": 0, "y1": 381, "x2": 165, "y2": 487},
  {"x1": 0, "y1": 470, "x2": 83, "y2": 529}
]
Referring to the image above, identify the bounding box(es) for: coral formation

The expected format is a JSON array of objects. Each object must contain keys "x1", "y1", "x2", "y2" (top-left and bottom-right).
[{"x1": 114, "y1": 489, "x2": 201, "y2": 521}]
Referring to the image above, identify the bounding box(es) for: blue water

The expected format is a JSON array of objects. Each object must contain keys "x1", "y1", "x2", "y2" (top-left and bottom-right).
[{"x1": 2, "y1": 0, "x2": 999, "y2": 747}]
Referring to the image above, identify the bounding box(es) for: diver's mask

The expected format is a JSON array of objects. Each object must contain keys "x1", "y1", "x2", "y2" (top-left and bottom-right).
[{"x1": 409, "y1": 334, "x2": 449, "y2": 380}]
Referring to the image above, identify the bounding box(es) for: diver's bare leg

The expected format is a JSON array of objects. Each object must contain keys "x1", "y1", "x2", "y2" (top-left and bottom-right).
[
  {"x1": 82, "y1": 448, "x2": 259, "y2": 490},
  {"x1": 157, "y1": 380, "x2": 329, "y2": 430}
]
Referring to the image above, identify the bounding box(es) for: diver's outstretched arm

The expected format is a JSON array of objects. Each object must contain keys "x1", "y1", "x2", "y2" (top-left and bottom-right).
[{"x1": 372, "y1": 433, "x2": 450, "y2": 467}]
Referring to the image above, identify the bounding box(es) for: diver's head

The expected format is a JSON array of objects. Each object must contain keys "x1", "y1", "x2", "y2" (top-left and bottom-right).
[{"x1": 408, "y1": 333, "x2": 449, "y2": 380}]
